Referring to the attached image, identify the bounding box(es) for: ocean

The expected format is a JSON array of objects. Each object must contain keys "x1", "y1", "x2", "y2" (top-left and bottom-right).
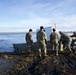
[
  {"x1": 0, "y1": 32, "x2": 36, "y2": 52},
  {"x1": 0, "y1": 32, "x2": 73, "y2": 52}
]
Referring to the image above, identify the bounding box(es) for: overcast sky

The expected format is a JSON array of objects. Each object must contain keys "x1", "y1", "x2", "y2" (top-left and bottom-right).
[{"x1": 0, "y1": 0, "x2": 76, "y2": 32}]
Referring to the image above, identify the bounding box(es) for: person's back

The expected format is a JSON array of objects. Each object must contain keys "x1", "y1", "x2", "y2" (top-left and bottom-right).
[
  {"x1": 26, "y1": 32, "x2": 32, "y2": 44},
  {"x1": 63, "y1": 33, "x2": 72, "y2": 41},
  {"x1": 60, "y1": 32, "x2": 72, "y2": 44},
  {"x1": 37, "y1": 30, "x2": 46, "y2": 44},
  {"x1": 59, "y1": 31, "x2": 72, "y2": 53},
  {"x1": 37, "y1": 26, "x2": 47, "y2": 57},
  {"x1": 25, "y1": 29, "x2": 33, "y2": 51},
  {"x1": 50, "y1": 28, "x2": 59, "y2": 56},
  {"x1": 50, "y1": 31, "x2": 59, "y2": 42}
]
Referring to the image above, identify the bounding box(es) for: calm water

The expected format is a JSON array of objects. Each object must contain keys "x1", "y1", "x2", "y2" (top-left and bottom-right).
[
  {"x1": 0, "y1": 32, "x2": 36, "y2": 52},
  {"x1": 0, "y1": 32, "x2": 73, "y2": 52}
]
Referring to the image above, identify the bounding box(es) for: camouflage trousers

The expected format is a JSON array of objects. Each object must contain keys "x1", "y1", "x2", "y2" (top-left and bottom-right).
[
  {"x1": 51, "y1": 40, "x2": 59, "y2": 56},
  {"x1": 38, "y1": 42, "x2": 47, "y2": 56},
  {"x1": 65, "y1": 41, "x2": 72, "y2": 52}
]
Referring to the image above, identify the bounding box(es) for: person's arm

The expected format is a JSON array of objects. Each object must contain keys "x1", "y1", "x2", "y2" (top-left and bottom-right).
[
  {"x1": 57, "y1": 33, "x2": 59, "y2": 40},
  {"x1": 50, "y1": 33, "x2": 52, "y2": 43},
  {"x1": 29, "y1": 33, "x2": 33, "y2": 44},
  {"x1": 44, "y1": 32, "x2": 47, "y2": 44},
  {"x1": 44, "y1": 32, "x2": 47, "y2": 40}
]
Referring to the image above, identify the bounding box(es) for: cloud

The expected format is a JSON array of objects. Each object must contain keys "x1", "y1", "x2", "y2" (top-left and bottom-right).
[
  {"x1": 0, "y1": 0, "x2": 76, "y2": 18},
  {"x1": 20, "y1": 18, "x2": 51, "y2": 28},
  {"x1": 0, "y1": 0, "x2": 76, "y2": 32},
  {"x1": 53, "y1": 16, "x2": 76, "y2": 31}
]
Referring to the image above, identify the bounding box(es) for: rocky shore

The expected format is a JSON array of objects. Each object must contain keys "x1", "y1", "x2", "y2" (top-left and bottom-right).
[{"x1": 0, "y1": 51, "x2": 76, "y2": 75}]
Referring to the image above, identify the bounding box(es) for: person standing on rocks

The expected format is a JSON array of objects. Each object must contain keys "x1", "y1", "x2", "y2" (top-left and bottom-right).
[
  {"x1": 25, "y1": 29, "x2": 33, "y2": 52},
  {"x1": 50, "y1": 28, "x2": 59, "y2": 56},
  {"x1": 37, "y1": 26, "x2": 47, "y2": 57}
]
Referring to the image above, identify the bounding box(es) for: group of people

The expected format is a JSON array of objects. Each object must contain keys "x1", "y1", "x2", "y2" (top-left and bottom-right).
[{"x1": 25, "y1": 26, "x2": 73, "y2": 57}]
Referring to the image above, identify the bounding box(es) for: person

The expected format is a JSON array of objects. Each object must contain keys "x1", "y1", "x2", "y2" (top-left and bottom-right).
[
  {"x1": 59, "y1": 31, "x2": 72, "y2": 53},
  {"x1": 25, "y1": 29, "x2": 33, "y2": 52},
  {"x1": 43, "y1": 29, "x2": 47, "y2": 44},
  {"x1": 37, "y1": 26, "x2": 47, "y2": 57},
  {"x1": 50, "y1": 28, "x2": 59, "y2": 56}
]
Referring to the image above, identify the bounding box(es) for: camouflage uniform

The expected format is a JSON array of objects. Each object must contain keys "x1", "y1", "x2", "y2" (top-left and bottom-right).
[
  {"x1": 50, "y1": 29, "x2": 59, "y2": 56},
  {"x1": 37, "y1": 29, "x2": 47, "y2": 56},
  {"x1": 59, "y1": 31, "x2": 72, "y2": 52},
  {"x1": 25, "y1": 32, "x2": 33, "y2": 51}
]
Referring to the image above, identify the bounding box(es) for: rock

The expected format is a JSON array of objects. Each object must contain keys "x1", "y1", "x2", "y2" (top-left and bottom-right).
[{"x1": 0, "y1": 52, "x2": 76, "y2": 75}]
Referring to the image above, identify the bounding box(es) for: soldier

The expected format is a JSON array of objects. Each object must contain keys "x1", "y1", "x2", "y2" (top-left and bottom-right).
[
  {"x1": 59, "y1": 31, "x2": 72, "y2": 53},
  {"x1": 25, "y1": 29, "x2": 33, "y2": 52},
  {"x1": 37, "y1": 26, "x2": 47, "y2": 57},
  {"x1": 50, "y1": 28, "x2": 59, "y2": 56}
]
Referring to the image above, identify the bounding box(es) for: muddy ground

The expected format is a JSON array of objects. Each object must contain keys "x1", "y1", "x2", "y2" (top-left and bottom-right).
[{"x1": 0, "y1": 51, "x2": 76, "y2": 75}]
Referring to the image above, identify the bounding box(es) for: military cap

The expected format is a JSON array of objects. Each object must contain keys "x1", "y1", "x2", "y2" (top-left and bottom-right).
[
  {"x1": 29, "y1": 29, "x2": 32, "y2": 32},
  {"x1": 53, "y1": 28, "x2": 56, "y2": 31},
  {"x1": 40, "y1": 26, "x2": 44, "y2": 29}
]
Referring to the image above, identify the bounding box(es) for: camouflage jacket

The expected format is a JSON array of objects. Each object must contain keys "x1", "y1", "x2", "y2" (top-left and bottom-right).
[
  {"x1": 50, "y1": 32, "x2": 59, "y2": 43},
  {"x1": 25, "y1": 32, "x2": 33, "y2": 45},
  {"x1": 37, "y1": 30, "x2": 47, "y2": 44}
]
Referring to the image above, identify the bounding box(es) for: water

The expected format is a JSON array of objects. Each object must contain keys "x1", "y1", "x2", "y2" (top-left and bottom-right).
[
  {"x1": 0, "y1": 32, "x2": 73, "y2": 52},
  {"x1": 0, "y1": 32, "x2": 36, "y2": 52}
]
